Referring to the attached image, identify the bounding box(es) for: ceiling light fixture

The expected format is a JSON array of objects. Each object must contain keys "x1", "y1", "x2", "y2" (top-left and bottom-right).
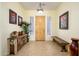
[{"x1": 37, "y1": 3, "x2": 44, "y2": 14}]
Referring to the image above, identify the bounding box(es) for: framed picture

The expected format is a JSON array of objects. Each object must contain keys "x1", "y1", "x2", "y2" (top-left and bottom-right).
[
  {"x1": 18, "y1": 16, "x2": 23, "y2": 26},
  {"x1": 59, "y1": 11, "x2": 69, "y2": 29},
  {"x1": 9, "y1": 9, "x2": 17, "y2": 24}
]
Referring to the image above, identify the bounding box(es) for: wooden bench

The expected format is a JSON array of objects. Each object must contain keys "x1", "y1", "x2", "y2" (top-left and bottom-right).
[{"x1": 53, "y1": 36, "x2": 69, "y2": 52}]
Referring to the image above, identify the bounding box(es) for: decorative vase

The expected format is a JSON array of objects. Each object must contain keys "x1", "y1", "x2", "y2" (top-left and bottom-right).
[{"x1": 70, "y1": 40, "x2": 78, "y2": 56}]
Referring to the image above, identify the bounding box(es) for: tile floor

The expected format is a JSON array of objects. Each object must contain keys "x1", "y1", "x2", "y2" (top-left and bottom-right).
[{"x1": 15, "y1": 41, "x2": 68, "y2": 56}]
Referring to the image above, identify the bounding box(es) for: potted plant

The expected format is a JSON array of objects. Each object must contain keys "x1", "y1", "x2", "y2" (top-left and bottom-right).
[{"x1": 20, "y1": 21, "x2": 30, "y2": 42}]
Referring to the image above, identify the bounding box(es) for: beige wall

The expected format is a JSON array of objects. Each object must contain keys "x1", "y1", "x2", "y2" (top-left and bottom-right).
[
  {"x1": 0, "y1": 2, "x2": 25, "y2": 56},
  {"x1": 0, "y1": 3, "x2": 2, "y2": 56},
  {"x1": 57, "y1": 2, "x2": 79, "y2": 43}
]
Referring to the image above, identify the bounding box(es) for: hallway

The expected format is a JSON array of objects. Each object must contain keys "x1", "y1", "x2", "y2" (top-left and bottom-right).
[
  {"x1": 16, "y1": 41, "x2": 68, "y2": 56},
  {"x1": 0, "y1": 2, "x2": 79, "y2": 56}
]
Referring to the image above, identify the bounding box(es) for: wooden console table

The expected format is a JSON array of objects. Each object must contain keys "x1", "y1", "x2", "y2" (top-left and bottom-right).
[
  {"x1": 8, "y1": 31, "x2": 28, "y2": 55},
  {"x1": 8, "y1": 37, "x2": 17, "y2": 55}
]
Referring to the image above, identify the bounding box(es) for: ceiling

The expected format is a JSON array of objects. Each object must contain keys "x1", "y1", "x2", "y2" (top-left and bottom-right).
[{"x1": 20, "y1": 2, "x2": 61, "y2": 10}]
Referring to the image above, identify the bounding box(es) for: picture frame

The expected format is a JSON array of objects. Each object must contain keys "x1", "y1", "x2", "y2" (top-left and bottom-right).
[
  {"x1": 59, "y1": 11, "x2": 69, "y2": 29},
  {"x1": 9, "y1": 9, "x2": 17, "y2": 24},
  {"x1": 18, "y1": 16, "x2": 23, "y2": 26}
]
